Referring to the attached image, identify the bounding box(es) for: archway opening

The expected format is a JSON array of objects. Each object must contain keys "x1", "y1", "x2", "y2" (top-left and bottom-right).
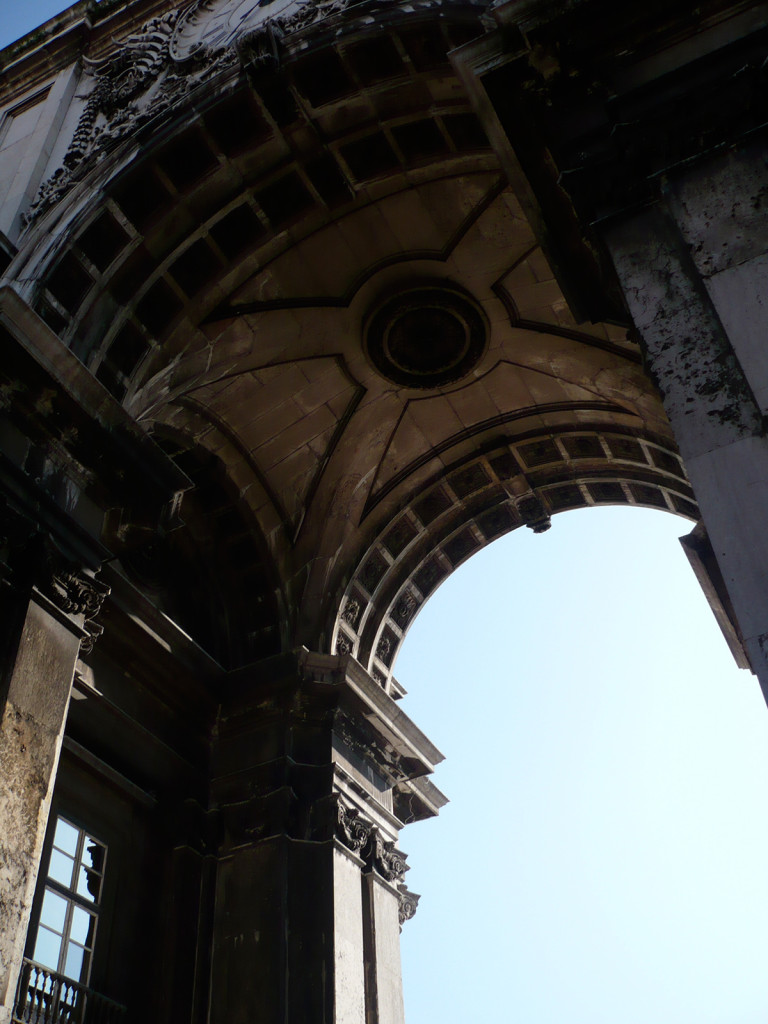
[{"x1": 396, "y1": 505, "x2": 768, "y2": 1023}]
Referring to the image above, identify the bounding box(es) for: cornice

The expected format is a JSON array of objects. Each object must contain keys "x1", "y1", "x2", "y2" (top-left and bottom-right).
[{"x1": 0, "y1": 0, "x2": 193, "y2": 104}]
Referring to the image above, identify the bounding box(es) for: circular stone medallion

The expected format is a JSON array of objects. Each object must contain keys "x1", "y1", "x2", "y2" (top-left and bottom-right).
[{"x1": 364, "y1": 285, "x2": 488, "y2": 388}]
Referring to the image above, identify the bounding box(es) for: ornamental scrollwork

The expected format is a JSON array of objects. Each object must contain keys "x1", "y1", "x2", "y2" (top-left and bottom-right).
[
  {"x1": 369, "y1": 830, "x2": 408, "y2": 884},
  {"x1": 24, "y1": 11, "x2": 237, "y2": 225},
  {"x1": 334, "y1": 798, "x2": 410, "y2": 884},
  {"x1": 46, "y1": 567, "x2": 110, "y2": 653},
  {"x1": 393, "y1": 590, "x2": 416, "y2": 628},
  {"x1": 23, "y1": 0, "x2": 368, "y2": 225},
  {"x1": 335, "y1": 631, "x2": 352, "y2": 656},
  {"x1": 24, "y1": 0, "x2": 475, "y2": 225},
  {"x1": 335, "y1": 800, "x2": 372, "y2": 854},
  {"x1": 375, "y1": 634, "x2": 392, "y2": 662},
  {"x1": 50, "y1": 569, "x2": 109, "y2": 618},
  {"x1": 341, "y1": 596, "x2": 361, "y2": 629},
  {"x1": 397, "y1": 885, "x2": 420, "y2": 928}
]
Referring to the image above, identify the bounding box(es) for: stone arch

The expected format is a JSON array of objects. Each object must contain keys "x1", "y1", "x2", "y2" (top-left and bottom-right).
[
  {"x1": 8, "y1": 0, "x2": 496, "y2": 392},
  {"x1": 1, "y1": 0, "x2": 691, "y2": 663},
  {"x1": 331, "y1": 426, "x2": 697, "y2": 687}
]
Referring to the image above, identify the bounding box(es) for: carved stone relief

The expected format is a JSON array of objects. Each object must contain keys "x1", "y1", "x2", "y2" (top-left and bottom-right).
[
  {"x1": 392, "y1": 590, "x2": 417, "y2": 630},
  {"x1": 334, "y1": 797, "x2": 414, "y2": 916},
  {"x1": 46, "y1": 567, "x2": 111, "y2": 653},
  {"x1": 0, "y1": 515, "x2": 110, "y2": 652},
  {"x1": 335, "y1": 631, "x2": 353, "y2": 656},
  {"x1": 397, "y1": 885, "x2": 420, "y2": 928},
  {"x1": 341, "y1": 596, "x2": 362, "y2": 630},
  {"x1": 375, "y1": 634, "x2": 391, "y2": 662},
  {"x1": 335, "y1": 800, "x2": 372, "y2": 854},
  {"x1": 369, "y1": 830, "x2": 407, "y2": 884},
  {"x1": 517, "y1": 494, "x2": 551, "y2": 534},
  {"x1": 25, "y1": 9, "x2": 235, "y2": 224},
  {"x1": 26, "y1": 0, "x2": 488, "y2": 225}
]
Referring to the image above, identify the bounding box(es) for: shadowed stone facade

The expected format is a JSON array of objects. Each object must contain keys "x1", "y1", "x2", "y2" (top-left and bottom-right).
[{"x1": 0, "y1": 0, "x2": 767, "y2": 1020}]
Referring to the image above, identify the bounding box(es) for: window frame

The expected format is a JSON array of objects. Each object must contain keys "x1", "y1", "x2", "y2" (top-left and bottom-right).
[{"x1": 29, "y1": 814, "x2": 107, "y2": 987}]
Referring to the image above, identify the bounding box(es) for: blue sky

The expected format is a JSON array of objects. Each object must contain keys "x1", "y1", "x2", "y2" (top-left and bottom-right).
[
  {"x1": 397, "y1": 507, "x2": 768, "y2": 1023},
  {"x1": 3, "y1": 5, "x2": 768, "y2": 1022}
]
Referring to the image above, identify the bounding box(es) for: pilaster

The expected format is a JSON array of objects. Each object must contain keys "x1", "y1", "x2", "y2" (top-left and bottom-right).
[
  {"x1": 603, "y1": 187, "x2": 768, "y2": 692},
  {"x1": 209, "y1": 650, "x2": 445, "y2": 1024},
  {"x1": 0, "y1": 559, "x2": 108, "y2": 1024}
]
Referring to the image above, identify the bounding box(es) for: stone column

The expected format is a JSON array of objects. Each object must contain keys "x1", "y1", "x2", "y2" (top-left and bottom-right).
[
  {"x1": 208, "y1": 651, "x2": 444, "y2": 1024},
  {"x1": 0, "y1": 564, "x2": 108, "y2": 1024},
  {"x1": 603, "y1": 155, "x2": 768, "y2": 693}
]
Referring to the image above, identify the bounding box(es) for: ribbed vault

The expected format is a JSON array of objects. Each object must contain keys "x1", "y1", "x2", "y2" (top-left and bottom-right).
[{"x1": 5, "y1": 0, "x2": 696, "y2": 672}]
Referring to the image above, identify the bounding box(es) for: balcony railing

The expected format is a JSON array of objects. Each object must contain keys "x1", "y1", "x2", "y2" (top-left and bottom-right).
[{"x1": 12, "y1": 960, "x2": 127, "y2": 1024}]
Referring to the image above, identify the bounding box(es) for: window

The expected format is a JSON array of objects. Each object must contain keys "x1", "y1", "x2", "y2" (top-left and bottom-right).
[{"x1": 31, "y1": 816, "x2": 107, "y2": 985}]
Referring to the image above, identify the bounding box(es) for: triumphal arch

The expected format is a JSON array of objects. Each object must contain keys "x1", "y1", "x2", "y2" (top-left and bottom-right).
[{"x1": 1, "y1": 0, "x2": 767, "y2": 1019}]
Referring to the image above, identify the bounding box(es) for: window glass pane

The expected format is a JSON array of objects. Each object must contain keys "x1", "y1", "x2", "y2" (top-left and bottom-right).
[
  {"x1": 33, "y1": 925, "x2": 62, "y2": 971},
  {"x1": 76, "y1": 862, "x2": 102, "y2": 903},
  {"x1": 48, "y1": 849, "x2": 75, "y2": 888},
  {"x1": 53, "y1": 818, "x2": 79, "y2": 856},
  {"x1": 63, "y1": 942, "x2": 86, "y2": 983},
  {"x1": 69, "y1": 906, "x2": 95, "y2": 948},
  {"x1": 39, "y1": 889, "x2": 67, "y2": 933}
]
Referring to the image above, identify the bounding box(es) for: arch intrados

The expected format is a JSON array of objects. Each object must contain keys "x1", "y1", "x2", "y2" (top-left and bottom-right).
[
  {"x1": 127, "y1": 428, "x2": 288, "y2": 665},
  {"x1": 9, "y1": 5, "x2": 496, "y2": 395},
  {"x1": 331, "y1": 426, "x2": 698, "y2": 686},
  {"x1": 1, "y1": 0, "x2": 694, "y2": 668}
]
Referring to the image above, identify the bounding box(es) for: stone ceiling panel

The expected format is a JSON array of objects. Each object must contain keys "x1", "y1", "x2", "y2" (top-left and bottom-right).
[
  {"x1": 228, "y1": 172, "x2": 504, "y2": 307},
  {"x1": 183, "y1": 356, "x2": 363, "y2": 533}
]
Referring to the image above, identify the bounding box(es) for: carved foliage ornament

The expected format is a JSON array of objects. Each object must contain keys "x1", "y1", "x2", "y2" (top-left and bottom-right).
[
  {"x1": 369, "y1": 830, "x2": 407, "y2": 884},
  {"x1": 397, "y1": 886, "x2": 420, "y2": 929},
  {"x1": 25, "y1": 7, "x2": 232, "y2": 224},
  {"x1": 393, "y1": 590, "x2": 416, "y2": 628},
  {"x1": 375, "y1": 634, "x2": 392, "y2": 661},
  {"x1": 26, "y1": 0, "x2": 483, "y2": 225},
  {"x1": 335, "y1": 802, "x2": 371, "y2": 853},
  {"x1": 341, "y1": 596, "x2": 361, "y2": 629},
  {"x1": 335, "y1": 632, "x2": 352, "y2": 655},
  {"x1": 334, "y1": 798, "x2": 411, "y2": 885},
  {"x1": 25, "y1": 0, "x2": 358, "y2": 224},
  {"x1": 47, "y1": 568, "x2": 111, "y2": 653}
]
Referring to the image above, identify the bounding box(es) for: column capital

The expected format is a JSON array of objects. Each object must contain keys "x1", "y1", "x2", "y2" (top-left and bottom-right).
[{"x1": 1, "y1": 517, "x2": 110, "y2": 652}]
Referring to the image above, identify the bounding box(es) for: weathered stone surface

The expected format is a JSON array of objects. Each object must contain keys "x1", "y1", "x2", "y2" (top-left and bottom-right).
[
  {"x1": 207, "y1": 652, "x2": 441, "y2": 1023},
  {"x1": 0, "y1": 597, "x2": 80, "y2": 1020},
  {"x1": 605, "y1": 200, "x2": 768, "y2": 692},
  {"x1": 7, "y1": 0, "x2": 768, "y2": 1020}
]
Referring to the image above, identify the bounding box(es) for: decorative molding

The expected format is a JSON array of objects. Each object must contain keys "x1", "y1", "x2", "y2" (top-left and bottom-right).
[
  {"x1": 335, "y1": 631, "x2": 353, "y2": 656},
  {"x1": 375, "y1": 634, "x2": 392, "y2": 662},
  {"x1": 335, "y1": 799, "x2": 372, "y2": 854},
  {"x1": 393, "y1": 591, "x2": 416, "y2": 628},
  {"x1": 24, "y1": 11, "x2": 237, "y2": 225},
  {"x1": 0, "y1": 515, "x2": 110, "y2": 651},
  {"x1": 368, "y1": 829, "x2": 407, "y2": 884},
  {"x1": 517, "y1": 493, "x2": 551, "y2": 534},
  {"x1": 25, "y1": 0, "x2": 488, "y2": 224},
  {"x1": 397, "y1": 885, "x2": 420, "y2": 928},
  {"x1": 44, "y1": 566, "x2": 110, "y2": 653},
  {"x1": 341, "y1": 596, "x2": 361, "y2": 629},
  {"x1": 334, "y1": 797, "x2": 410, "y2": 883}
]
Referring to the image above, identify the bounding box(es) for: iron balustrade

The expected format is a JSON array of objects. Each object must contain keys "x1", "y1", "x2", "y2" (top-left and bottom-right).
[{"x1": 12, "y1": 960, "x2": 126, "y2": 1024}]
